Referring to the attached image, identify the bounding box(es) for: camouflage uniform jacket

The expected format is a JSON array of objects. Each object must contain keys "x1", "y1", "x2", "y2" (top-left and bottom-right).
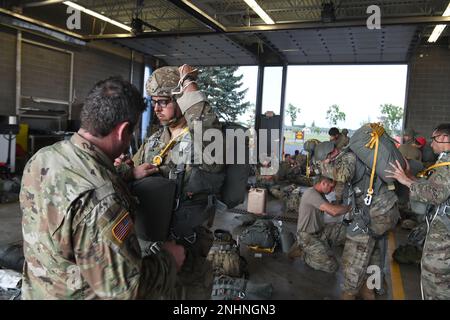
[
  {"x1": 409, "y1": 151, "x2": 450, "y2": 299},
  {"x1": 409, "y1": 152, "x2": 450, "y2": 206},
  {"x1": 20, "y1": 133, "x2": 177, "y2": 299},
  {"x1": 132, "y1": 91, "x2": 224, "y2": 200}
]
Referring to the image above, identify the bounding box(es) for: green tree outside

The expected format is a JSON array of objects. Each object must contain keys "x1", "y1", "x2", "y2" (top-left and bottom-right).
[
  {"x1": 379, "y1": 103, "x2": 403, "y2": 135},
  {"x1": 326, "y1": 104, "x2": 346, "y2": 126},
  {"x1": 197, "y1": 66, "x2": 250, "y2": 122},
  {"x1": 285, "y1": 103, "x2": 301, "y2": 127}
]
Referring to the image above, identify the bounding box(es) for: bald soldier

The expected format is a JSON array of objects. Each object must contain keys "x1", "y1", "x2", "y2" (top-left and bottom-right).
[
  {"x1": 386, "y1": 123, "x2": 450, "y2": 300},
  {"x1": 289, "y1": 176, "x2": 350, "y2": 273},
  {"x1": 20, "y1": 77, "x2": 185, "y2": 299}
]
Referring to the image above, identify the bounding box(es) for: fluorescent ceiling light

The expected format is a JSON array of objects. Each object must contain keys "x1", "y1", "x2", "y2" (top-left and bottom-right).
[
  {"x1": 428, "y1": 25, "x2": 446, "y2": 42},
  {"x1": 428, "y1": 1, "x2": 450, "y2": 43},
  {"x1": 63, "y1": 1, "x2": 132, "y2": 32},
  {"x1": 243, "y1": 0, "x2": 275, "y2": 25}
]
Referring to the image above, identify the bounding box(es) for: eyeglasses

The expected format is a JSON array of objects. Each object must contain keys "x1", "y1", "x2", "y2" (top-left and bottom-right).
[
  {"x1": 151, "y1": 98, "x2": 171, "y2": 108},
  {"x1": 430, "y1": 134, "x2": 448, "y2": 142}
]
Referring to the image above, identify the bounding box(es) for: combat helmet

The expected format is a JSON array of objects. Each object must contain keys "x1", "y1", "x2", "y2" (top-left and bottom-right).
[
  {"x1": 146, "y1": 66, "x2": 184, "y2": 126},
  {"x1": 146, "y1": 66, "x2": 180, "y2": 97}
]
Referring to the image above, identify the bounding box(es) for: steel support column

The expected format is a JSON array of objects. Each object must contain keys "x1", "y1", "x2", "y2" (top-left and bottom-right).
[
  {"x1": 279, "y1": 64, "x2": 288, "y2": 160},
  {"x1": 254, "y1": 65, "x2": 264, "y2": 132}
]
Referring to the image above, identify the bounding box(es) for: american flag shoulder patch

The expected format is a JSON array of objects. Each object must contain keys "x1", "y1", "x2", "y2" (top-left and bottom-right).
[{"x1": 112, "y1": 211, "x2": 133, "y2": 243}]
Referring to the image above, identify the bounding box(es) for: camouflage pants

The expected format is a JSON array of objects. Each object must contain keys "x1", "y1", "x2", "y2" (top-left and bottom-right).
[
  {"x1": 341, "y1": 233, "x2": 383, "y2": 294},
  {"x1": 341, "y1": 201, "x2": 398, "y2": 294},
  {"x1": 421, "y1": 216, "x2": 450, "y2": 300},
  {"x1": 297, "y1": 223, "x2": 346, "y2": 273},
  {"x1": 176, "y1": 225, "x2": 214, "y2": 300}
]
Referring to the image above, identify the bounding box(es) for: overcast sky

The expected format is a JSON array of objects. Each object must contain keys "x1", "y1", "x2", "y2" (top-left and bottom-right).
[{"x1": 235, "y1": 65, "x2": 408, "y2": 130}]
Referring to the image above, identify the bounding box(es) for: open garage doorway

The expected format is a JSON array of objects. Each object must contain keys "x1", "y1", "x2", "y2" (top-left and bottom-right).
[{"x1": 283, "y1": 65, "x2": 408, "y2": 157}]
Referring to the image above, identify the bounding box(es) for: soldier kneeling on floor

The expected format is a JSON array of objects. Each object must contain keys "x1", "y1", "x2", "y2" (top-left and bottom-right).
[{"x1": 289, "y1": 175, "x2": 350, "y2": 273}]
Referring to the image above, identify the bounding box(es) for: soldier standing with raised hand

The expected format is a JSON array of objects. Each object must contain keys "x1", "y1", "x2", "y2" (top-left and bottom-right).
[
  {"x1": 117, "y1": 64, "x2": 225, "y2": 299},
  {"x1": 386, "y1": 123, "x2": 450, "y2": 300}
]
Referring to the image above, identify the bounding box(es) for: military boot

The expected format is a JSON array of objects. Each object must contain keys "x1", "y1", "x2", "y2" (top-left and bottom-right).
[
  {"x1": 287, "y1": 244, "x2": 302, "y2": 260},
  {"x1": 358, "y1": 285, "x2": 375, "y2": 300}
]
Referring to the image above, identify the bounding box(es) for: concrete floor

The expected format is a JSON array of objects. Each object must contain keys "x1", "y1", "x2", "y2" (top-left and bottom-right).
[
  {"x1": 212, "y1": 185, "x2": 422, "y2": 300},
  {"x1": 0, "y1": 193, "x2": 422, "y2": 300}
]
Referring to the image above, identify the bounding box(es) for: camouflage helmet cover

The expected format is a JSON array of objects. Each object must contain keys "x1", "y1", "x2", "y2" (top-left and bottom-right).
[{"x1": 146, "y1": 66, "x2": 180, "y2": 97}]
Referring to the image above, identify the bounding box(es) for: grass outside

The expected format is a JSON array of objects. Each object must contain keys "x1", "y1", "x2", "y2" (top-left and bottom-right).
[{"x1": 284, "y1": 129, "x2": 329, "y2": 154}]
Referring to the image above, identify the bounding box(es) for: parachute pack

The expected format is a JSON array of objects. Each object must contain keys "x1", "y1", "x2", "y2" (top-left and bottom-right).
[
  {"x1": 348, "y1": 123, "x2": 406, "y2": 186},
  {"x1": 239, "y1": 219, "x2": 280, "y2": 250},
  {"x1": 131, "y1": 176, "x2": 176, "y2": 241},
  {"x1": 219, "y1": 122, "x2": 251, "y2": 209}
]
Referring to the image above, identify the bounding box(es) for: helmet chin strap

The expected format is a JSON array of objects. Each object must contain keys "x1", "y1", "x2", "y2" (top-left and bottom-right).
[
  {"x1": 166, "y1": 97, "x2": 184, "y2": 128},
  {"x1": 167, "y1": 116, "x2": 182, "y2": 127}
]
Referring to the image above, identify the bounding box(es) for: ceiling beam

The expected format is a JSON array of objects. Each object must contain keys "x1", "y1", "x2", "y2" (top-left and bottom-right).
[
  {"x1": 82, "y1": 14, "x2": 450, "y2": 40},
  {"x1": 225, "y1": 15, "x2": 450, "y2": 32},
  {"x1": 21, "y1": 0, "x2": 64, "y2": 8},
  {"x1": 166, "y1": 0, "x2": 226, "y2": 32},
  {"x1": 0, "y1": 7, "x2": 85, "y2": 40}
]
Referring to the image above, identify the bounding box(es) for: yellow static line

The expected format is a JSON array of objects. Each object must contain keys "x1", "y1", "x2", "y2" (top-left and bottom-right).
[{"x1": 388, "y1": 231, "x2": 405, "y2": 300}]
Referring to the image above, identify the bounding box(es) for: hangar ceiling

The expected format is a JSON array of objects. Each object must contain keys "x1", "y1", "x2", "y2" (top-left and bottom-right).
[{"x1": 0, "y1": 0, "x2": 449, "y2": 65}]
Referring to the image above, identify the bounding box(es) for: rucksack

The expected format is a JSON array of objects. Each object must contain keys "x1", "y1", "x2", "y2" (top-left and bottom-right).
[
  {"x1": 220, "y1": 122, "x2": 251, "y2": 209},
  {"x1": 348, "y1": 123, "x2": 406, "y2": 185},
  {"x1": 206, "y1": 229, "x2": 247, "y2": 278}
]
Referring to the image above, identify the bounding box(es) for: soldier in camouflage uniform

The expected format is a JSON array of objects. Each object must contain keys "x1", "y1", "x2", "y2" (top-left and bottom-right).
[
  {"x1": 293, "y1": 176, "x2": 350, "y2": 273},
  {"x1": 329, "y1": 127, "x2": 349, "y2": 151},
  {"x1": 20, "y1": 77, "x2": 185, "y2": 299},
  {"x1": 117, "y1": 65, "x2": 224, "y2": 299},
  {"x1": 386, "y1": 123, "x2": 450, "y2": 300},
  {"x1": 341, "y1": 129, "x2": 350, "y2": 147},
  {"x1": 315, "y1": 141, "x2": 399, "y2": 299}
]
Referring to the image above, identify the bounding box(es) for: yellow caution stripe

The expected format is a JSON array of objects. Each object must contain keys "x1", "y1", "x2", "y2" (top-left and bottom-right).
[{"x1": 388, "y1": 231, "x2": 405, "y2": 300}]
